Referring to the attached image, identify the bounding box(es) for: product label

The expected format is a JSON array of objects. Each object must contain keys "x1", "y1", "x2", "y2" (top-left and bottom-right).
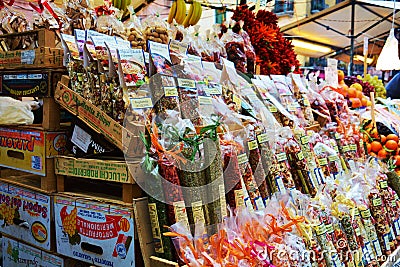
[
  {"x1": 248, "y1": 140, "x2": 259, "y2": 150},
  {"x1": 219, "y1": 185, "x2": 228, "y2": 218},
  {"x1": 177, "y1": 78, "x2": 196, "y2": 88},
  {"x1": 233, "y1": 94, "x2": 241, "y2": 108},
  {"x1": 333, "y1": 146, "x2": 339, "y2": 153},
  {"x1": 205, "y1": 83, "x2": 222, "y2": 95},
  {"x1": 350, "y1": 144, "x2": 357, "y2": 151},
  {"x1": 297, "y1": 152, "x2": 304, "y2": 161},
  {"x1": 257, "y1": 134, "x2": 268, "y2": 144},
  {"x1": 395, "y1": 220, "x2": 400, "y2": 236},
  {"x1": 276, "y1": 153, "x2": 287, "y2": 162},
  {"x1": 318, "y1": 158, "x2": 328, "y2": 166},
  {"x1": 148, "y1": 203, "x2": 164, "y2": 253},
  {"x1": 244, "y1": 197, "x2": 253, "y2": 211},
  {"x1": 372, "y1": 197, "x2": 382, "y2": 207},
  {"x1": 254, "y1": 197, "x2": 265, "y2": 210},
  {"x1": 301, "y1": 136, "x2": 310, "y2": 145},
  {"x1": 164, "y1": 86, "x2": 178, "y2": 97},
  {"x1": 198, "y1": 96, "x2": 213, "y2": 105},
  {"x1": 393, "y1": 200, "x2": 397, "y2": 207},
  {"x1": 234, "y1": 189, "x2": 245, "y2": 208},
  {"x1": 383, "y1": 234, "x2": 391, "y2": 251},
  {"x1": 130, "y1": 97, "x2": 153, "y2": 109},
  {"x1": 276, "y1": 177, "x2": 286, "y2": 194},
  {"x1": 174, "y1": 201, "x2": 190, "y2": 231},
  {"x1": 342, "y1": 145, "x2": 350, "y2": 152},
  {"x1": 237, "y1": 154, "x2": 249, "y2": 164},
  {"x1": 380, "y1": 180, "x2": 388, "y2": 189},
  {"x1": 325, "y1": 223, "x2": 334, "y2": 234},
  {"x1": 268, "y1": 105, "x2": 278, "y2": 113},
  {"x1": 303, "y1": 98, "x2": 310, "y2": 107},
  {"x1": 328, "y1": 155, "x2": 340, "y2": 162},
  {"x1": 373, "y1": 239, "x2": 383, "y2": 257},
  {"x1": 355, "y1": 227, "x2": 361, "y2": 236},
  {"x1": 315, "y1": 223, "x2": 327, "y2": 236},
  {"x1": 191, "y1": 201, "x2": 206, "y2": 224},
  {"x1": 335, "y1": 133, "x2": 340, "y2": 140}
]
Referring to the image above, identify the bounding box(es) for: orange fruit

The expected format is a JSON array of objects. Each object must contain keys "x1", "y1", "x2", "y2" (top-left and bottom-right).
[
  {"x1": 367, "y1": 100, "x2": 372, "y2": 106},
  {"x1": 370, "y1": 141, "x2": 383, "y2": 153},
  {"x1": 367, "y1": 143, "x2": 372, "y2": 153},
  {"x1": 378, "y1": 149, "x2": 389, "y2": 159},
  {"x1": 338, "y1": 70, "x2": 345, "y2": 82},
  {"x1": 356, "y1": 90, "x2": 364, "y2": 100},
  {"x1": 387, "y1": 134, "x2": 399, "y2": 143},
  {"x1": 381, "y1": 135, "x2": 387, "y2": 144},
  {"x1": 350, "y1": 98, "x2": 361, "y2": 108},
  {"x1": 385, "y1": 140, "x2": 398, "y2": 151},
  {"x1": 361, "y1": 98, "x2": 368, "y2": 107},
  {"x1": 370, "y1": 152, "x2": 377, "y2": 158},
  {"x1": 394, "y1": 155, "x2": 400, "y2": 166},
  {"x1": 347, "y1": 87, "x2": 357, "y2": 98}
]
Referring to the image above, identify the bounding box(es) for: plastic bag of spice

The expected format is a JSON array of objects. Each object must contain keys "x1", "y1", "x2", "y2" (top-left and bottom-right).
[
  {"x1": 220, "y1": 21, "x2": 247, "y2": 74},
  {"x1": 237, "y1": 21, "x2": 256, "y2": 74}
]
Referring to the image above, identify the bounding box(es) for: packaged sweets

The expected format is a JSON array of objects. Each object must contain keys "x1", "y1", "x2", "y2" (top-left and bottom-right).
[
  {"x1": 117, "y1": 48, "x2": 146, "y2": 88},
  {"x1": 149, "y1": 40, "x2": 174, "y2": 76}
]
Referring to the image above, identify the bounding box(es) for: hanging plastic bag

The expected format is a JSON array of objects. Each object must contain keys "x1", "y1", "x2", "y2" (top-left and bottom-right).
[{"x1": 0, "y1": 97, "x2": 35, "y2": 125}]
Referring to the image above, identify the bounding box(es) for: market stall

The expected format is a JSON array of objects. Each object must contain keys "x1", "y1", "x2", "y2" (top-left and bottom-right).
[{"x1": 0, "y1": 0, "x2": 400, "y2": 267}]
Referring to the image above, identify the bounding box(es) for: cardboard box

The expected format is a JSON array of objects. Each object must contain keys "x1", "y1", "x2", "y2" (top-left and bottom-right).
[
  {"x1": 0, "y1": 47, "x2": 63, "y2": 70},
  {"x1": 2, "y1": 236, "x2": 91, "y2": 267},
  {"x1": 0, "y1": 127, "x2": 68, "y2": 176},
  {"x1": 0, "y1": 182, "x2": 53, "y2": 251},
  {"x1": 0, "y1": 69, "x2": 64, "y2": 97},
  {"x1": 54, "y1": 194, "x2": 135, "y2": 267},
  {"x1": 55, "y1": 156, "x2": 132, "y2": 184},
  {"x1": 55, "y1": 81, "x2": 133, "y2": 151}
]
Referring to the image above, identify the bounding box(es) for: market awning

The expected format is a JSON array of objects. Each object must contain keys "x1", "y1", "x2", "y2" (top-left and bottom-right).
[{"x1": 281, "y1": 0, "x2": 400, "y2": 62}]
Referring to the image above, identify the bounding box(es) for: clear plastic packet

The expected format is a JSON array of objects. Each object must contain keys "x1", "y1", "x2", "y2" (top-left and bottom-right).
[
  {"x1": 142, "y1": 15, "x2": 169, "y2": 44},
  {"x1": 311, "y1": 136, "x2": 332, "y2": 183},
  {"x1": 96, "y1": 15, "x2": 125, "y2": 37},
  {"x1": 117, "y1": 48, "x2": 146, "y2": 88},
  {"x1": 169, "y1": 39, "x2": 188, "y2": 65},
  {"x1": 148, "y1": 40, "x2": 174, "y2": 76},
  {"x1": 202, "y1": 61, "x2": 221, "y2": 83},
  {"x1": 181, "y1": 55, "x2": 204, "y2": 81},
  {"x1": 291, "y1": 73, "x2": 315, "y2": 126},
  {"x1": 176, "y1": 77, "x2": 202, "y2": 126},
  {"x1": 220, "y1": 21, "x2": 247, "y2": 73},
  {"x1": 125, "y1": 15, "x2": 146, "y2": 50},
  {"x1": 151, "y1": 74, "x2": 181, "y2": 121},
  {"x1": 238, "y1": 21, "x2": 256, "y2": 74},
  {"x1": 64, "y1": 0, "x2": 96, "y2": 32},
  {"x1": 306, "y1": 84, "x2": 332, "y2": 127}
]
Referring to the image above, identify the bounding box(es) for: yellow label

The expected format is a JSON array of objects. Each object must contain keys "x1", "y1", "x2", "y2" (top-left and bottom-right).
[
  {"x1": 248, "y1": 140, "x2": 259, "y2": 150},
  {"x1": 177, "y1": 78, "x2": 196, "y2": 88},
  {"x1": 206, "y1": 87, "x2": 221, "y2": 95},
  {"x1": 380, "y1": 180, "x2": 388, "y2": 189},
  {"x1": 297, "y1": 152, "x2": 304, "y2": 161},
  {"x1": 198, "y1": 96, "x2": 213, "y2": 105},
  {"x1": 276, "y1": 152, "x2": 287, "y2": 162},
  {"x1": 173, "y1": 201, "x2": 190, "y2": 231},
  {"x1": 219, "y1": 185, "x2": 228, "y2": 218},
  {"x1": 164, "y1": 86, "x2": 178, "y2": 97},
  {"x1": 342, "y1": 145, "x2": 350, "y2": 152},
  {"x1": 301, "y1": 136, "x2": 310, "y2": 145},
  {"x1": 257, "y1": 134, "x2": 268, "y2": 144},
  {"x1": 130, "y1": 97, "x2": 153, "y2": 109},
  {"x1": 234, "y1": 189, "x2": 245, "y2": 208},
  {"x1": 355, "y1": 227, "x2": 361, "y2": 236},
  {"x1": 315, "y1": 223, "x2": 327, "y2": 236},
  {"x1": 303, "y1": 98, "x2": 310, "y2": 106},
  {"x1": 328, "y1": 155, "x2": 339, "y2": 161},
  {"x1": 148, "y1": 203, "x2": 164, "y2": 253},
  {"x1": 318, "y1": 158, "x2": 328, "y2": 166},
  {"x1": 237, "y1": 153, "x2": 249, "y2": 164},
  {"x1": 392, "y1": 200, "x2": 397, "y2": 207},
  {"x1": 372, "y1": 197, "x2": 382, "y2": 207},
  {"x1": 268, "y1": 105, "x2": 278, "y2": 113},
  {"x1": 351, "y1": 207, "x2": 360, "y2": 216},
  {"x1": 233, "y1": 94, "x2": 241, "y2": 108},
  {"x1": 191, "y1": 201, "x2": 206, "y2": 224},
  {"x1": 333, "y1": 146, "x2": 339, "y2": 153},
  {"x1": 335, "y1": 133, "x2": 340, "y2": 139},
  {"x1": 360, "y1": 209, "x2": 371, "y2": 219},
  {"x1": 350, "y1": 144, "x2": 357, "y2": 151}
]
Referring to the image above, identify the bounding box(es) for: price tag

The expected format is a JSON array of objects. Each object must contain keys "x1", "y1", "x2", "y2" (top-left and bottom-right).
[
  {"x1": 393, "y1": 200, "x2": 397, "y2": 207},
  {"x1": 219, "y1": 185, "x2": 228, "y2": 218},
  {"x1": 177, "y1": 78, "x2": 196, "y2": 88},
  {"x1": 297, "y1": 152, "x2": 304, "y2": 161},
  {"x1": 248, "y1": 140, "x2": 259, "y2": 150},
  {"x1": 257, "y1": 134, "x2": 268, "y2": 144},
  {"x1": 164, "y1": 86, "x2": 178, "y2": 97},
  {"x1": 350, "y1": 144, "x2": 358, "y2": 151},
  {"x1": 173, "y1": 201, "x2": 190, "y2": 231},
  {"x1": 234, "y1": 189, "x2": 245, "y2": 208},
  {"x1": 315, "y1": 224, "x2": 327, "y2": 236},
  {"x1": 288, "y1": 103, "x2": 297, "y2": 112},
  {"x1": 355, "y1": 227, "x2": 361, "y2": 236},
  {"x1": 237, "y1": 154, "x2": 249, "y2": 164},
  {"x1": 383, "y1": 234, "x2": 390, "y2": 251},
  {"x1": 351, "y1": 207, "x2": 360, "y2": 216},
  {"x1": 326, "y1": 223, "x2": 334, "y2": 234},
  {"x1": 395, "y1": 220, "x2": 400, "y2": 236},
  {"x1": 233, "y1": 94, "x2": 242, "y2": 108},
  {"x1": 71, "y1": 125, "x2": 91, "y2": 153},
  {"x1": 198, "y1": 96, "x2": 213, "y2": 105},
  {"x1": 301, "y1": 136, "x2": 310, "y2": 145},
  {"x1": 361, "y1": 209, "x2": 371, "y2": 219},
  {"x1": 334, "y1": 133, "x2": 340, "y2": 140},
  {"x1": 276, "y1": 153, "x2": 287, "y2": 162},
  {"x1": 318, "y1": 158, "x2": 328, "y2": 166},
  {"x1": 131, "y1": 97, "x2": 153, "y2": 109},
  {"x1": 276, "y1": 177, "x2": 287, "y2": 194},
  {"x1": 268, "y1": 105, "x2": 278, "y2": 113},
  {"x1": 303, "y1": 98, "x2": 310, "y2": 107},
  {"x1": 342, "y1": 145, "x2": 350, "y2": 152},
  {"x1": 380, "y1": 180, "x2": 388, "y2": 189},
  {"x1": 333, "y1": 146, "x2": 339, "y2": 153},
  {"x1": 372, "y1": 197, "x2": 382, "y2": 207},
  {"x1": 328, "y1": 155, "x2": 339, "y2": 162}
]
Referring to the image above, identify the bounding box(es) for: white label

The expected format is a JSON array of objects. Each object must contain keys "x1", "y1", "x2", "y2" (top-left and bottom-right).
[
  {"x1": 219, "y1": 185, "x2": 228, "y2": 218},
  {"x1": 244, "y1": 197, "x2": 254, "y2": 211},
  {"x1": 198, "y1": 96, "x2": 213, "y2": 105},
  {"x1": 384, "y1": 234, "x2": 390, "y2": 251},
  {"x1": 71, "y1": 125, "x2": 91, "y2": 153},
  {"x1": 255, "y1": 197, "x2": 265, "y2": 210},
  {"x1": 395, "y1": 219, "x2": 400, "y2": 236},
  {"x1": 373, "y1": 239, "x2": 383, "y2": 257},
  {"x1": 276, "y1": 177, "x2": 286, "y2": 194},
  {"x1": 191, "y1": 201, "x2": 206, "y2": 224},
  {"x1": 21, "y1": 50, "x2": 35, "y2": 64}
]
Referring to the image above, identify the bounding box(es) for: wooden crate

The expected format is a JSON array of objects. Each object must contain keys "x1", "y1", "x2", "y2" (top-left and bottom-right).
[
  {"x1": 0, "y1": 29, "x2": 57, "y2": 50},
  {"x1": 0, "y1": 47, "x2": 63, "y2": 69}
]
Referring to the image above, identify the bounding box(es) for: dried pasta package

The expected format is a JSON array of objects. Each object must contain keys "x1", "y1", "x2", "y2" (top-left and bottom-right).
[
  {"x1": 117, "y1": 48, "x2": 146, "y2": 88},
  {"x1": 149, "y1": 40, "x2": 174, "y2": 76},
  {"x1": 220, "y1": 22, "x2": 247, "y2": 73}
]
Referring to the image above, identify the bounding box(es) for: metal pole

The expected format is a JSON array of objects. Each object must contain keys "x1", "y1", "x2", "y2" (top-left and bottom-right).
[{"x1": 349, "y1": 0, "x2": 355, "y2": 75}]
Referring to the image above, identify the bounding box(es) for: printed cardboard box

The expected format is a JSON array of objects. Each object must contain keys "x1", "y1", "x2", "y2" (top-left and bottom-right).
[
  {"x1": 3, "y1": 236, "x2": 63, "y2": 267},
  {"x1": 2, "y1": 236, "x2": 90, "y2": 267},
  {"x1": 54, "y1": 194, "x2": 135, "y2": 267},
  {"x1": 0, "y1": 181, "x2": 53, "y2": 250},
  {"x1": 0, "y1": 127, "x2": 68, "y2": 176}
]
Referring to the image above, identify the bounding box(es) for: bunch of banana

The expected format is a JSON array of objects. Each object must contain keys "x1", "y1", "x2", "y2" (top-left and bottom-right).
[
  {"x1": 112, "y1": 0, "x2": 131, "y2": 11},
  {"x1": 182, "y1": 1, "x2": 202, "y2": 27}
]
